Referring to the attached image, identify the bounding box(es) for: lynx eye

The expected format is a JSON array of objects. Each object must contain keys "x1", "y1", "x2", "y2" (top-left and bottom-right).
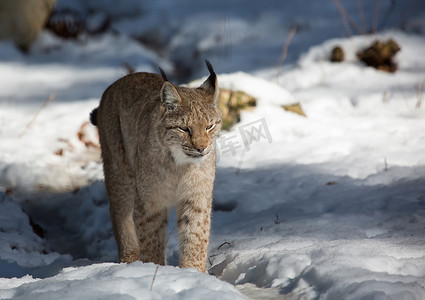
[
  {"x1": 178, "y1": 126, "x2": 191, "y2": 133},
  {"x1": 206, "y1": 124, "x2": 215, "y2": 131}
]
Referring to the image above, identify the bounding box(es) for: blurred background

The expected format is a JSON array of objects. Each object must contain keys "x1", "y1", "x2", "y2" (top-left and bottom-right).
[{"x1": 1, "y1": 0, "x2": 424, "y2": 82}]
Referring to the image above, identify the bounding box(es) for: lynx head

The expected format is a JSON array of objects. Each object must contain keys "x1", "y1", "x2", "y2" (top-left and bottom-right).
[{"x1": 160, "y1": 60, "x2": 222, "y2": 164}]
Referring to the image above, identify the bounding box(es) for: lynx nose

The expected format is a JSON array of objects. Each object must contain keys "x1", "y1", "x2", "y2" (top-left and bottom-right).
[{"x1": 196, "y1": 145, "x2": 207, "y2": 153}]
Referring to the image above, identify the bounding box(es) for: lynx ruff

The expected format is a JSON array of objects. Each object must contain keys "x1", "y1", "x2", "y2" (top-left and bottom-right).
[{"x1": 90, "y1": 61, "x2": 222, "y2": 272}]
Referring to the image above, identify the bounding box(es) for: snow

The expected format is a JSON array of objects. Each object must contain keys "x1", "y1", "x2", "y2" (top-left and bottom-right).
[
  {"x1": 0, "y1": 194, "x2": 62, "y2": 270},
  {"x1": 1, "y1": 0, "x2": 425, "y2": 299},
  {"x1": 0, "y1": 262, "x2": 244, "y2": 300}
]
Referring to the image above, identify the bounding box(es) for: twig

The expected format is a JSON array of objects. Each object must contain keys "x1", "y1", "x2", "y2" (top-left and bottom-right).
[
  {"x1": 19, "y1": 93, "x2": 56, "y2": 138},
  {"x1": 65, "y1": 158, "x2": 79, "y2": 193},
  {"x1": 415, "y1": 82, "x2": 424, "y2": 109},
  {"x1": 274, "y1": 213, "x2": 280, "y2": 225},
  {"x1": 379, "y1": 0, "x2": 396, "y2": 31},
  {"x1": 372, "y1": 0, "x2": 382, "y2": 33},
  {"x1": 382, "y1": 90, "x2": 389, "y2": 103},
  {"x1": 276, "y1": 26, "x2": 297, "y2": 80},
  {"x1": 333, "y1": 0, "x2": 353, "y2": 36},
  {"x1": 217, "y1": 241, "x2": 231, "y2": 250},
  {"x1": 150, "y1": 265, "x2": 159, "y2": 291},
  {"x1": 122, "y1": 62, "x2": 135, "y2": 75},
  {"x1": 333, "y1": 0, "x2": 364, "y2": 36},
  {"x1": 235, "y1": 148, "x2": 246, "y2": 176},
  {"x1": 208, "y1": 253, "x2": 220, "y2": 266},
  {"x1": 356, "y1": 0, "x2": 368, "y2": 33}
]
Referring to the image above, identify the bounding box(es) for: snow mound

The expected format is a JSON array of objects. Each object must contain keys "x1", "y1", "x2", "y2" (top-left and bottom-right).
[
  {"x1": 191, "y1": 71, "x2": 296, "y2": 107},
  {"x1": 0, "y1": 262, "x2": 246, "y2": 300},
  {"x1": 0, "y1": 192, "x2": 61, "y2": 270}
]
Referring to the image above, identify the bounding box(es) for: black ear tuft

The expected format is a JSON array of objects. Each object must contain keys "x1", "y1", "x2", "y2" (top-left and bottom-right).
[
  {"x1": 159, "y1": 67, "x2": 169, "y2": 81},
  {"x1": 199, "y1": 60, "x2": 218, "y2": 103},
  {"x1": 199, "y1": 60, "x2": 217, "y2": 100},
  {"x1": 90, "y1": 108, "x2": 98, "y2": 126},
  {"x1": 205, "y1": 59, "x2": 215, "y2": 76}
]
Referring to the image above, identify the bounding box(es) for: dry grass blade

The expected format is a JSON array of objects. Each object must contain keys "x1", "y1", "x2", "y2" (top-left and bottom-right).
[
  {"x1": 217, "y1": 241, "x2": 231, "y2": 250},
  {"x1": 372, "y1": 0, "x2": 382, "y2": 33},
  {"x1": 19, "y1": 93, "x2": 56, "y2": 138},
  {"x1": 274, "y1": 213, "x2": 280, "y2": 225},
  {"x1": 333, "y1": 0, "x2": 364, "y2": 36},
  {"x1": 415, "y1": 82, "x2": 424, "y2": 109},
  {"x1": 282, "y1": 103, "x2": 306, "y2": 117},
  {"x1": 276, "y1": 26, "x2": 297, "y2": 80},
  {"x1": 235, "y1": 148, "x2": 246, "y2": 176},
  {"x1": 333, "y1": 0, "x2": 353, "y2": 36},
  {"x1": 77, "y1": 121, "x2": 100, "y2": 149},
  {"x1": 356, "y1": 0, "x2": 368, "y2": 33},
  {"x1": 150, "y1": 265, "x2": 159, "y2": 291}
]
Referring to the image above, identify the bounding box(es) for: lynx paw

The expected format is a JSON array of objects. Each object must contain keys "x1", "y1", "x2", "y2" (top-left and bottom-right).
[
  {"x1": 120, "y1": 252, "x2": 140, "y2": 263},
  {"x1": 180, "y1": 260, "x2": 206, "y2": 273}
]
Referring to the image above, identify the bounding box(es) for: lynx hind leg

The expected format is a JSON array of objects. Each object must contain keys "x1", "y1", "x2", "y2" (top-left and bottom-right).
[
  {"x1": 134, "y1": 201, "x2": 168, "y2": 265},
  {"x1": 103, "y1": 161, "x2": 140, "y2": 263},
  {"x1": 177, "y1": 199, "x2": 212, "y2": 272}
]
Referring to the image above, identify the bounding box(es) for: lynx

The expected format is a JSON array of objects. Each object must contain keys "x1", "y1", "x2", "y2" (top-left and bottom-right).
[{"x1": 90, "y1": 61, "x2": 221, "y2": 272}]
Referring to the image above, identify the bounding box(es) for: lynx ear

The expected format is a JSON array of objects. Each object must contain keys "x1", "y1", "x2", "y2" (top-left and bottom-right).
[
  {"x1": 199, "y1": 60, "x2": 218, "y2": 102},
  {"x1": 161, "y1": 81, "x2": 181, "y2": 110}
]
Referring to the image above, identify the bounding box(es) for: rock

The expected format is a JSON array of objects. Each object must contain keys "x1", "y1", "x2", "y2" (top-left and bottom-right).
[
  {"x1": 45, "y1": 9, "x2": 85, "y2": 39},
  {"x1": 218, "y1": 89, "x2": 256, "y2": 130},
  {"x1": 330, "y1": 46, "x2": 345, "y2": 62},
  {"x1": 0, "y1": 0, "x2": 56, "y2": 52},
  {"x1": 217, "y1": 89, "x2": 306, "y2": 130},
  {"x1": 357, "y1": 39, "x2": 401, "y2": 72},
  {"x1": 45, "y1": 9, "x2": 111, "y2": 39}
]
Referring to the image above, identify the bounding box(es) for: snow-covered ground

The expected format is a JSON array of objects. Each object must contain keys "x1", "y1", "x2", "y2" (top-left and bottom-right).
[{"x1": 1, "y1": 0, "x2": 425, "y2": 299}]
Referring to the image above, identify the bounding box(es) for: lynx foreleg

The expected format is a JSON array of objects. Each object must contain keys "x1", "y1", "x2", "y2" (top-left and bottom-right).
[{"x1": 177, "y1": 197, "x2": 212, "y2": 272}]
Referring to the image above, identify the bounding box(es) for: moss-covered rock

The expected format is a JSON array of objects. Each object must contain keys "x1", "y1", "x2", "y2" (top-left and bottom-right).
[
  {"x1": 0, "y1": 0, "x2": 56, "y2": 52},
  {"x1": 217, "y1": 89, "x2": 306, "y2": 130},
  {"x1": 330, "y1": 46, "x2": 345, "y2": 62},
  {"x1": 218, "y1": 89, "x2": 256, "y2": 130},
  {"x1": 357, "y1": 39, "x2": 400, "y2": 72}
]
